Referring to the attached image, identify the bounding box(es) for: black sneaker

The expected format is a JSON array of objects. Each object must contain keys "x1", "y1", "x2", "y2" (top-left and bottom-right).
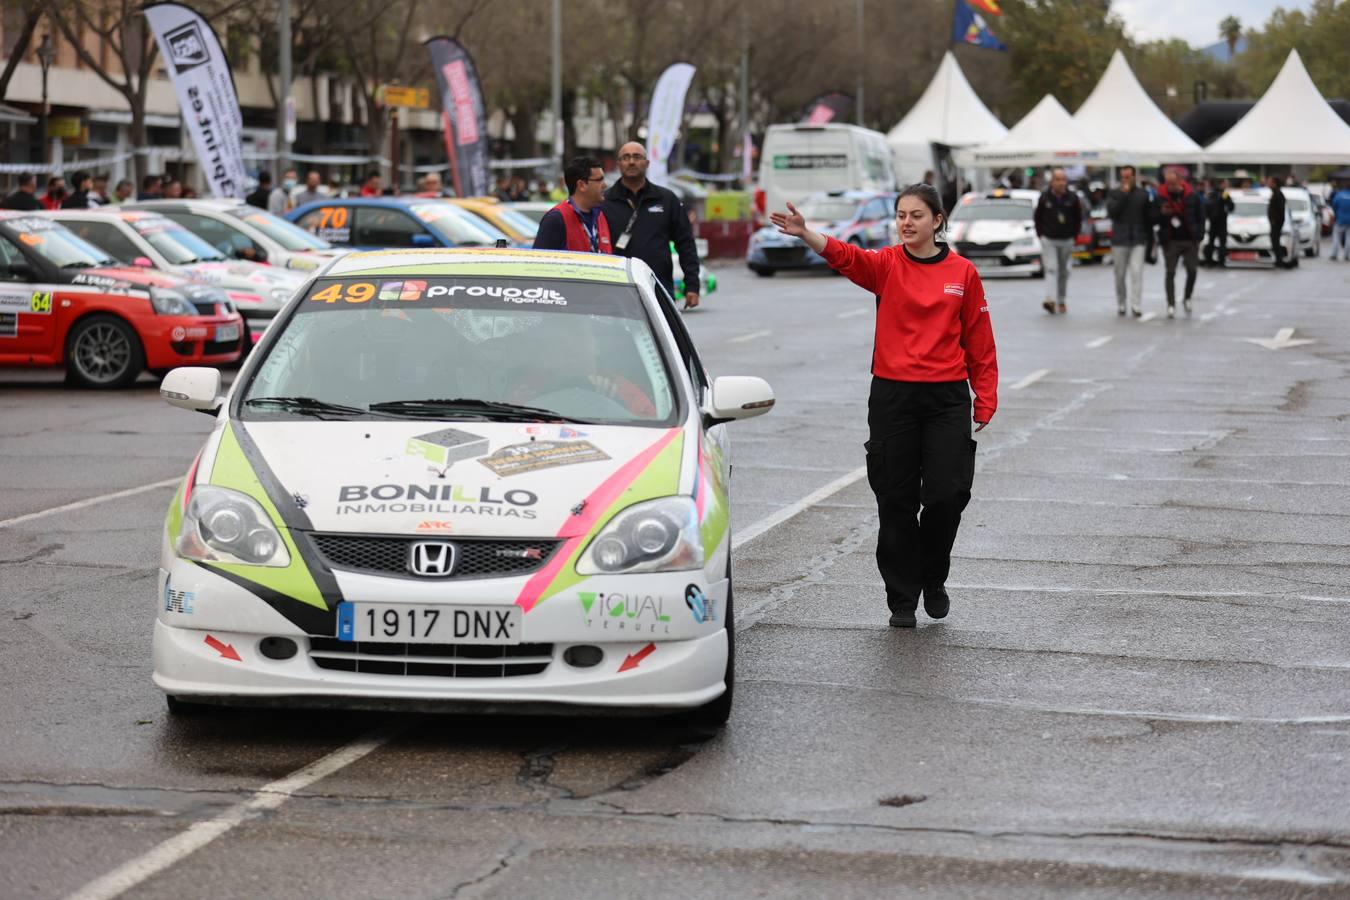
[
  {"x1": 923, "y1": 585, "x2": 950, "y2": 619},
  {"x1": 888, "y1": 613, "x2": 917, "y2": 628}
]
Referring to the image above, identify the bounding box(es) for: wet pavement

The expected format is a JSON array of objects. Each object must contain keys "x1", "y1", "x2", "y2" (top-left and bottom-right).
[{"x1": 2, "y1": 253, "x2": 1349, "y2": 897}]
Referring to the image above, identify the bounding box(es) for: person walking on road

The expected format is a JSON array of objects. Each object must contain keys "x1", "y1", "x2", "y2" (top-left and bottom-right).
[
  {"x1": 1106, "y1": 166, "x2": 1152, "y2": 317},
  {"x1": 269, "y1": 169, "x2": 297, "y2": 216},
  {"x1": 1034, "y1": 167, "x2": 1081, "y2": 315},
  {"x1": 1155, "y1": 170, "x2": 1204, "y2": 318},
  {"x1": 1266, "y1": 176, "x2": 1290, "y2": 269},
  {"x1": 1202, "y1": 178, "x2": 1234, "y2": 267},
  {"x1": 602, "y1": 141, "x2": 702, "y2": 309},
  {"x1": 246, "y1": 172, "x2": 273, "y2": 210},
  {"x1": 1330, "y1": 180, "x2": 1350, "y2": 260},
  {"x1": 1, "y1": 173, "x2": 43, "y2": 211},
  {"x1": 770, "y1": 184, "x2": 998, "y2": 628},
  {"x1": 532, "y1": 156, "x2": 612, "y2": 254}
]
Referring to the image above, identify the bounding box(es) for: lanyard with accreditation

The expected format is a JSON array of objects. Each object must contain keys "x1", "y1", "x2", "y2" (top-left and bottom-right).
[{"x1": 569, "y1": 200, "x2": 601, "y2": 253}]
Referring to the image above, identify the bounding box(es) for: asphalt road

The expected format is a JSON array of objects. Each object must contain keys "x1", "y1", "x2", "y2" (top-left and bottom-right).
[{"x1": 3, "y1": 250, "x2": 1350, "y2": 898}]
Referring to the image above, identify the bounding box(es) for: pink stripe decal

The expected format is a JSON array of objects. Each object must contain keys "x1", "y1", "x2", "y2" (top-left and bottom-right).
[
  {"x1": 693, "y1": 439, "x2": 707, "y2": 520},
  {"x1": 515, "y1": 428, "x2": 680, "y2": 613},
  {"x1": 182, "y1": 449, "x2": 203, "y2": 512}
]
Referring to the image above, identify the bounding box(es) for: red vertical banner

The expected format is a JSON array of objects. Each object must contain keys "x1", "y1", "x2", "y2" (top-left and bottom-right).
[{"x1": 425, "y1": 36, "x2": 490, "y2": 197}]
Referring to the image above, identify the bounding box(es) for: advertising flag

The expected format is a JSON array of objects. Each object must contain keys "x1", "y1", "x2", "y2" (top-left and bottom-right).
[
  {"x1": 968, "y1": 0, "x2": 1003, "y2": 14},
  {"x1": 952, "y1": 0, "x2": 1008, "y2": 51},
  {"x1": 799, "y1": 92, "x2": 854, "y2": 125},
  {"x1": 645, "y1": 62, "x2": 697, "y2": 185},
  {"x1": 425, "y1": 36, "x2": 490, "y2": 198},
  {"x1": 143, "y1": 2, "x2": 246, "y2": 199}
]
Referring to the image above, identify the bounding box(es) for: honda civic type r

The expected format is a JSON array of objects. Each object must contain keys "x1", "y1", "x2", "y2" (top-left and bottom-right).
[{"x1": 154, "y1": 248, "x2": 774, "y2": 726}]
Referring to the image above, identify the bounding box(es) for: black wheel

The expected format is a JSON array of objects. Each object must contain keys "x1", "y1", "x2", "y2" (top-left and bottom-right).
[
  {"x1": 165, "y1": 695, "x2": 211, "y2": 716},
  {"x1": 684, "y1": 562, "x2": 735, "y2": 735},
  {"x1": 751, "y1": 267, "x2": 776, "y2": 277},
  {"x1": 65, "y1": 314, "x2": 144, "y2": 389}
]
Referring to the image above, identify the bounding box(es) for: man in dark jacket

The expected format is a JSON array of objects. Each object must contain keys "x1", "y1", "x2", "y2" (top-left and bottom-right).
[
  {"x1": 602, "y1": 141, "x2": 701, "y2": 308},
  {"x1": 1154, "y1": 170, "x2": 1205, "y2": 317},
  {"x1": 0, "y1": 173, "x2": 43, "y2": 211},
  {"x1": 1267, "y1": 175, "x2": 1290, "y2": 269},
  {"x1": 1106, "y1": 165, "x2": 1153, "y2": 317},
  {"x1": 1033, "y1": 167, "x2": 1083, "y2": 315},
  {"x1": 246, "y1": 171, "x2": 273, "y2": 209},
  {"x1": 1201, "y1": 178, "x2": 1235, "y2": 267},
  {"x1": 60, "y1": 171, "x2": 95, "y2": 209}
]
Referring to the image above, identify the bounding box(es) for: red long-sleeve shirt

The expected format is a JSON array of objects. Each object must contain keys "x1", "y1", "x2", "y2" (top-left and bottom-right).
[{"x1": 822, "y1": 237, "x2": 998, "y2": 422}]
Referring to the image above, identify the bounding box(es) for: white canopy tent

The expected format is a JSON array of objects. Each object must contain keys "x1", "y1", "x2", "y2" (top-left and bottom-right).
[
  {"x1": 887, "y1": 51, "x2": 1007, "y2": 183},
  {"x1": 1204, "y1": 49, "x2": 1350, "y2": 164},
  {"x1": 958, "y1": 95, "x2": 1111, "y2": 167},
  {"x1": 1073, "y1": 50, "x2": 1203, "y2": 163}
]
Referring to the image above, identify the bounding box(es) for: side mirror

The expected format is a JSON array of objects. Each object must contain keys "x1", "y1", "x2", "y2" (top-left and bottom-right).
[
  {"x1": 6, "y1": 261, "x2": 36, "y2": 281},
  {"x1": 133, "y1": 256, "x2": 153, "y2": 267},
  {"x1": 160, "y1": 367, "x2": 222, "y2": 415},
  {"x1": 410, "y1": 232, "x2": 436, "y2": 247},
  {"x1": 704, "y1": 375, "x2": 775, "y2": 426}
]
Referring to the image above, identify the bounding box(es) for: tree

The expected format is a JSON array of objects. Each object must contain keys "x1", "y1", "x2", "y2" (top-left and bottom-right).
[
  {"x1": 1219, "y1": 15, "x2": 1242, "y2": 59},
  {"x1": 1239, "y1": 0, "x2": 1350, "y2": 100},
  {"x1": 992, "y1": 0, "x2": 1130, "y2": 120},
  {"x1": 0, "y1": 2, "x2": 42, "y2": 103}
]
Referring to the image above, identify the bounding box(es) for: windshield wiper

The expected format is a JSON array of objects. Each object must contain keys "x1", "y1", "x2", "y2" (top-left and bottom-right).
[
  {"x1": 244, "y1": 396, "x2": 371, "y2": 419},
  {"x1": 62, "y1": 261, "x2": 101, "y2": 269},
  {"x1": 368, "y1": 398, "x2": 584, "y2": 422}
]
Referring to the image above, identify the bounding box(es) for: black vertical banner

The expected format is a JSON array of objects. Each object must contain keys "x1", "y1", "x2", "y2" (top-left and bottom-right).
[{"x1": 425, "y1": 36, "x2": 490, "y2": 198}]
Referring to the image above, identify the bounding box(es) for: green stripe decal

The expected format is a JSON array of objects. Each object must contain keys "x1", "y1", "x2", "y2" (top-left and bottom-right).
[
  {"x1": 204, "y1": 423, "x2": 326, "y2": 610},
  {"x1": 331, "y1": 261, "x2": 631, "y2": 283}
]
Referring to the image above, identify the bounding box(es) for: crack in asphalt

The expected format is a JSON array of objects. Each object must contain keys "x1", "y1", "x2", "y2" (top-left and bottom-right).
[
  {"x1": 516, "y1": 746, "x2": 574, "y2": 802},
  {"x1": 737, "y1": 511, "x2": 878, "y2": 630},
  {"x1": 440, "y1": 841, "x2": 529, "y2": 900}
]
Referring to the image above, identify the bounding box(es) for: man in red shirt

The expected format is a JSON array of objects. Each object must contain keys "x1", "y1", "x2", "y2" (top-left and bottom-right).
[
  {"x1": 772, "y1": 184, "x2": 997, "y2": 627},
  {"x1": 532, "y1": 156, "x2": 612, "y2": 254},
  {"x1": 359, "y1": 171, "x2": 382, "y2": 197}
]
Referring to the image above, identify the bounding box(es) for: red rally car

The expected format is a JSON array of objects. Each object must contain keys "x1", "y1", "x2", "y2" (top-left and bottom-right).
[{"x1": 0, "y1": 212, "x2": 243, "y2": 387}]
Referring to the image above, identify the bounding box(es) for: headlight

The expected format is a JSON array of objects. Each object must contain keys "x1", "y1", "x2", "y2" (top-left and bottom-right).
[
  {"x1": 287, "y1": 256, "x2": 321, "y2": 271},
  {"x1": 269, "y1": 286, "x2": 292, "y2": 304},
  {"x1": 1008, "y1": 237, "x2": 1039, "y2": 253},
  {"x1": 576, "y1": 496, "x2": 702, "y2": 575},
  {"x1": 177, "y1": 485, "x2": 291, "y2": 567},
  {"x1": 149, "y1": 287, "x2": 196, "y2": 316}
]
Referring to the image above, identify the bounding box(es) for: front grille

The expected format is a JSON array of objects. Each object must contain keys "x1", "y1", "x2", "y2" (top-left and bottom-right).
[
  {"x1": 308, "y1": 637, "x2": 552, "y2": 678},
  {"x1": 763, "y1": 247, "x2": 808, "y2": 264},
  {"x1": 191, "y1": 301, "x2": 217, "y2": 315},
  {"x1": 204, "y1": 337, "x2": 240, "y2": 355},
  {"x1": 308, "y1": 533, "x2": 561, "y2": 580},
  {"x1": 956, "y1": 240, "x2": 1010, "y2": 256}
]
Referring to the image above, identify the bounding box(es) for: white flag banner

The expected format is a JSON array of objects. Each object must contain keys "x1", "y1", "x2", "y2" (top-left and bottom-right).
[
  {"x1": 645, "y1": 62, "x2": 697, "y2": 185},
  {"x1": 144, "y1": 2, "x2": 246, "y2": 199}
]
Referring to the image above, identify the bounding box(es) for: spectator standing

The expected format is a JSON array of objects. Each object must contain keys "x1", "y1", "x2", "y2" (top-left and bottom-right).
[
  {"x1": 1034, "y1": 167, "x2": 1082, "y2": 315},
  {"x1": 1106, "y1": 166, "x2": 1151, "y2": 317},
  {"x1": 532, "y1": 156, "x2": 612, "y2": 254},
  {"x1": 41, "y1": 177, "x2": 67, "y2": 210},
  {"x1": 1202, "y1": 178, "x2": 1234, "y2": 267},
  {"x1": 417, "y1": 172, "x2": 446, "y2": 198},
  {"x1": 1155, "y1": 170, "x2": 1204, "y2": 317},
  {"x1": 246, "y1": 172, "x2": 273, "y2": 209},
  {"x1": 360, "y1": 172, "x2": 381, "y2": 197},
  {"x1": 602, "y1": 141, "x2": 701, "y2": 308},
  {"x1": 1, "y1": 173, "x2": 43, "y2": 210},
  {"x1": 137, "y1": 174, "x2": 162, "y2": 201},
  {"x1": 1266, "y1": 176, "x2": 1290, "y2": 269},
  {"x1": 90, "y1": 175, "x2": 110, "y2": 206},
  {"x1": 1329, "y1": 180, "x2": 1350, "y2": 260},
  {"x1": 112, "y1": 180, "x2": 133, "y2": 204},
  {"x1": 493, "y1": 174, "x2": 513, "y2": 201},
  {"x1": 292, "y1": 171, "x2": 324, "y2": 208},
  {"x1": 61, "y1": 171, "x2": 94, "y2": 209},
  {"x1": 269, "y1": 169, "x2": 297, "y2": 216},
  {"x1": 161, "y1": 175, "x2": 183, "y2": 199}
]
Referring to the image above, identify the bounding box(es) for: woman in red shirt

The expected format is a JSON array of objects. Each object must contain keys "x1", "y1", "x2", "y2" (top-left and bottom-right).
[{"x1": 772, "y1": 184, "x2": 998, "y2": 627}]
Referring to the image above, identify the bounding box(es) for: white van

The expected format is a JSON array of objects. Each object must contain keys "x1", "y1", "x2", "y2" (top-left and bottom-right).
[{"x1": 755, "y1": 124, "x2": 896, "y2": 221}]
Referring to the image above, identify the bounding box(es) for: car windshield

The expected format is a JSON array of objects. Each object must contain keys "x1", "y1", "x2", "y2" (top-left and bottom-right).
[
  {"x1": 952, "y1": 201, "x2": 1034, "y2": 222},
  {"x1": 1287, "y1": 197, "x2": 1310, "y2": 212},
  {"x1": 242, "y1": 275, "x2": 678, "y2": 426},
  {"x1": 411, "y1": 204, "x2": 506, "y2": 246},
  {"x1": 1233, "y1": 202, "x2": 1267, "y2": 216},
  {"x1": 797, "y1": 199, "x2": 860, "y2": 221},
  {"x1": 4, "y1": 217, "x2": 115, "y2": 267},
  {"x1": 226, "y1": 207, "x2": 333, "y2": 251},
  {"x1": 491, "y1": 206, "x2": 540, "y2": 239},
  {"x1": 129, "y1": 217, "x2": 226, "y2": 263}
]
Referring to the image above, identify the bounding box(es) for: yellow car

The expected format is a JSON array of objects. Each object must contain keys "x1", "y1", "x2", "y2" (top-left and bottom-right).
[{"x1": 445, "y1": 198, "x2": 540, "y2": 245}]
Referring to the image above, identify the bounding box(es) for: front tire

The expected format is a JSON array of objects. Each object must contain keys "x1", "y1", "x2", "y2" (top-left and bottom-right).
[
  {"x1": 65, "y1": 314, "x2": 144, "y2": 389},
  {"x1": 750, "y1": 266, "x2": 775, "y2": 277}
]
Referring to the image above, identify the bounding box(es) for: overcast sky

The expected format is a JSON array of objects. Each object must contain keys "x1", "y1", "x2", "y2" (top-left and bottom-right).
[{"x1": 1111, "y1": 0, "x2": 1308, "y2": 47}]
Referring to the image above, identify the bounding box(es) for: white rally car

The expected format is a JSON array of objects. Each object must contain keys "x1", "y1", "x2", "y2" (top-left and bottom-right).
[
  {"x1": 154, "y1": 248, "x2": 774, "y2": 727},
  {"x1": 947, "y1": 189, "x2": 1045, "y2": 278},
  {"x1": 1226, "y1": 189, "x2": 1299, "y2": 268}
]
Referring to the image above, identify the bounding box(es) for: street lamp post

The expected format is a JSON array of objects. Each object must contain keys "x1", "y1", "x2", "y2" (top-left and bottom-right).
[{"x1": 37, "y1": 34, "x2": 54, "y2": 166}]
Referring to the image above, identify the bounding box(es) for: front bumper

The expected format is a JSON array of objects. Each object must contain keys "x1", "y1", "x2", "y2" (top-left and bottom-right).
[
  {"x1": 141, "y1": 313, "x2": 245, "y2": 368},
  {"x1": 747, "y1": 240, "x2": 829, "y2": 271},
  {"x1": 966, "y1": 254, "x2": 1043, "y2": 277}
]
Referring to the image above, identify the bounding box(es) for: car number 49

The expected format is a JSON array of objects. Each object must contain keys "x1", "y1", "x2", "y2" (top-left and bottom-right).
[{"x1": 337, "y1": 602, "x2": 521, "y2": 644}]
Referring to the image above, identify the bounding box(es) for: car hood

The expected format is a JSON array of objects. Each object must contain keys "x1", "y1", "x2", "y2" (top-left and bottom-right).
[
  {"x1": 950, "y1": 220, "x2": 1034, "y2": 243},
  {"x1": 241, "y1": 420, "x2": 686, "y2": 537},
  {"x1": 78, "y1": 264, "x2": 197, "y2": 292},
  {"x1": 181, "y1": 261, "x2": 306, "y2": 290}
]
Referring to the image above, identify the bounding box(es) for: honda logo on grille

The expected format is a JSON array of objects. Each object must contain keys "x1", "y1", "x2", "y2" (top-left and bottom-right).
[{"x1": 408, "y1": 541, "x2": 457, "y2": 577}]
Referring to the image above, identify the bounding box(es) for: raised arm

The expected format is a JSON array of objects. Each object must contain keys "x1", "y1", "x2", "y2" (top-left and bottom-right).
[
  {"x1": 771, "y1": 202, "x2": 889, "y2": 294},
  {"x1": 769, "y1": 202, "x2": 828, "y2": 255}
]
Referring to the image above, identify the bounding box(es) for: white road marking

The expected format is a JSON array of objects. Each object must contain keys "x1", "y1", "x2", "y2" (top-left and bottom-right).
[
  {"x1": 726, "y1": 329, "x2": 772, "y2": 344},
  {"x1": 1200, "y1": 312, "x2": 1219, "y2": 322},
  {"x1": 836, "y1": 308, "x2": 871, "y2": 319},
  {"x1": 1140, "y1": 312, "x2": 1158, "y2": 322},
  {"x1": 0, "y1": 477, "x2": 181, "y2": 530},
  {"x1": 65, "y1": 728, "x2": 395, "y2": 900},
  {"x1": 1085, "y1": 336, "x2": 1113, "y2": 349},
  {"x1": 1009, "y1": 369, "x2": 1051, "y2": 390},
  {"x1": 733, "y1": 465, "x2": 867, "y2": 550}
]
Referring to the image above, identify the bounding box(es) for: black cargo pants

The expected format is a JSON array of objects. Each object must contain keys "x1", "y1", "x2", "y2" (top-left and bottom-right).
[{"x1": 865, "y1": 378, "x2": 976, "y2": 615}]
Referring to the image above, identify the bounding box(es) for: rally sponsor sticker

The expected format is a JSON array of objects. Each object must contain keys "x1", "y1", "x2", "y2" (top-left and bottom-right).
[{"x1": 478, "y1": 440, "x2": 610, "y2": 477}]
